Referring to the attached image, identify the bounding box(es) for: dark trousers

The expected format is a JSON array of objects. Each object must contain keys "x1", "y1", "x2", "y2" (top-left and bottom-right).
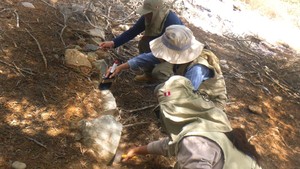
[{"x1": 138, "y1": 36, "x2": 156, "y2": 54}]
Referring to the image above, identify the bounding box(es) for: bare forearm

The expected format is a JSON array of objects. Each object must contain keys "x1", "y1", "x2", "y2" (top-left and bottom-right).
[
  {"x1": 118, "y1": 62, "x2": 130, "y2": 71},
  {"x1": 122, "y1": 145, "x2": 149, "y2": 162}
]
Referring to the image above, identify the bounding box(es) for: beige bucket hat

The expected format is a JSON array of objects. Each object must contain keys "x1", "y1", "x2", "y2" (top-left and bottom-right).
[
  {"x1": 150, "y1": 25, "x2": 204, "y2": 64},
  {"x1": 136, "y1": 0, "x2": 165, "y2": 15}
]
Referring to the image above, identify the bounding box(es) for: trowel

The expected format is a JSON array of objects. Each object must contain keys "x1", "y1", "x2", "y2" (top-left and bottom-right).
[
  {"x1": 82, "y1": 44, "x2": 100, "y2": 52},
  {"x1": 108, "y1": 149, "x2": 138, "y2": 165}
]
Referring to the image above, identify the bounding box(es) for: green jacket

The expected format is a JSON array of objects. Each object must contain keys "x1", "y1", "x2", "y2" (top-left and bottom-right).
[
  {"x1": 175, "y1": 49, "x2": 227, "y2": 109},
  {"x1": 156, "y1": 76, "x2": 261, "y2": 169},
  {"x1": 144, "y1": 7, "x2": 169, "y2": 36},
  {"x1": 155, "y1": 76, "x2": 232, "y2": 155}
]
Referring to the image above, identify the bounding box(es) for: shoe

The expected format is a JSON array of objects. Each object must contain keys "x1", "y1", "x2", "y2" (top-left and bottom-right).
[{"x1": 134, "y1": 73, "x2": 153, "y2": 83}]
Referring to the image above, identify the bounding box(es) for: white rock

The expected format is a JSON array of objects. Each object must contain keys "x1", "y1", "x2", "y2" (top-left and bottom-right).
[
  {"x1": 12, "y1": 161, "x2": 26, "y2": 169},
  {"x1": 118, "y1": 24, "x2": 130, "y2": 31},
  {"x1": 80, "y1": 115, "x2": 122, "y2": 163},
  {"x1": 21, "y1": 2, "x2": 35, "y2": 8},
  {"x1": 100, "y1": 90, "x2": 117, "y2": 110}
]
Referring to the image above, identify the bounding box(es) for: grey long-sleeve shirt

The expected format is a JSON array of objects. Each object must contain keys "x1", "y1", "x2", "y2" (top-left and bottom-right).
[{"x1": 147, "y1": 136, "x2": 224, "y2": 169}]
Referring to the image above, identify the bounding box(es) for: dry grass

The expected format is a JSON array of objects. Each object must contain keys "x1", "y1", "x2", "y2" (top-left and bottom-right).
[{"x1": 238, "y1": 0, "x2": 300, "y2": 27}]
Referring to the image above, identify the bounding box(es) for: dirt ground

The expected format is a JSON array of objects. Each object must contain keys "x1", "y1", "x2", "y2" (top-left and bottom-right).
[{"x1": 1, "y1": 0, "x2": 300, "y2": 169}]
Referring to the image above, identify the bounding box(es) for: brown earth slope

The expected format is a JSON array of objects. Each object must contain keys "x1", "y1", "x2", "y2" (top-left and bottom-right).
[{"x1": 0, "y1": 0, "x2": 300, "y2": 169}]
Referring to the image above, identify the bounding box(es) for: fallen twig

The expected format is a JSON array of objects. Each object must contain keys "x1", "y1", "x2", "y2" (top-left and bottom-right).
[
  {"x1": 107, "y1": 6, "x2": 112, "y2": 18},
  {"x1": 248, "y1": 131, "x2": 259, "y2": 142},
  {"x1": 235, "y1": 42, "x2": 260, "y2": 59},
  {"x1": 38, "y1": 0, "x2": 57, "y2": 9},
  {"x1": 263, "y1": 72, "x2": 300, "y2": 99},
  {"x1": 273, "y1": 127, "x2": 300, "y2": 154},
  {"x1": 60, "y1": 24, "x2": 67, "y2": 47},
  {"x1": 83, "y1": 14, "x2": 100, "y2": 28},
  {"x1": 25, "y1": 28, "x2": 48, "y2": 68},
  {"x1": 226, "y1": 73, "x2": 271, "y2": 95},
  {"x1": 42, "y1": 92, "x2": 48, "y2": 102},
  {"x1": 12, "y1": 62, "x2": 25, "y2": 77},
  {"x1": 12, "y1": 10, "x2": 19, "y2": 28},
  {"x1": 121, "y1": 104, "x2": 156, "y2": 113},
  {"x1": 123, "y1": 122, "x2": 149, "y2": 128},
  {"x1": 0, "y1": 59, "x2": 35, "y2": 75},
  {"x1": 25, "y1": 136, "x2": 47, "y2": 149}
]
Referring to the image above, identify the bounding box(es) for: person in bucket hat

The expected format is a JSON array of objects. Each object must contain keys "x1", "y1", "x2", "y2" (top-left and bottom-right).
[
  {"x1": 106, "y1": 25, "x2": 227, "y2": 109},
  {"x1": 99, "y1": 0, "x2": 182, "y2": 82},
  {"x1": 121, "y1": 75, "x2": 262, "y2": 169}
]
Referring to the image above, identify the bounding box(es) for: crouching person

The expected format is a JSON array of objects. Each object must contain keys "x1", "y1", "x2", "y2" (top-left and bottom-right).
[
  {"x1": 107, "y1": 25, "x2": 227, "y2": 109},
  {"x1": 122, "y1": 76, "x2": 262, "y2": 169}
]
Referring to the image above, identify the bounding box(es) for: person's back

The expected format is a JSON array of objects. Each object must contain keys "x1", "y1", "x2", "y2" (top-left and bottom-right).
[
  {"x1": 155, "y1": 75, "x2": 261, "y2": 169},
  {"x1": 174, "y1": 49, "x2": 227, "y2": 109}
]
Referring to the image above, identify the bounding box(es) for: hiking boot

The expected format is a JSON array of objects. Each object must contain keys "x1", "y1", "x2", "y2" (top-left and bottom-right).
[{"x1": 134, "y1": 73, "x2": 153, "y2": 83}]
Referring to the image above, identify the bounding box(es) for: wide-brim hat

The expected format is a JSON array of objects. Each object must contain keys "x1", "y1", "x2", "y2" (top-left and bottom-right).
[
  {"x1": 136, "y1": 0, "x2": 164, "y2": 16},
  {"x1": 136, "y1": 5, "x2": 152, "y2": 16},
  {"x1": 150, "y1": 25, "x2": 204, "y2": 64}
]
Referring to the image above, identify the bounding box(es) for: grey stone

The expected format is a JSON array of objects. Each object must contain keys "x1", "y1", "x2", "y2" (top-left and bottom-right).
[{"x1": 80, "y1": 115, "x2": 122, "y2": 163}]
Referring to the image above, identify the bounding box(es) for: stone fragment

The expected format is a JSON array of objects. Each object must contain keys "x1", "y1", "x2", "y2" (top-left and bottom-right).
[
  {"x1": 86, "y1": 28, "x2": 105, "y2": 40},
  {"x1": 12, "y1": 161, "x2": 26, "y2": 169},
  {"x1": 21, "y1": 2, "x2": 35, "y2": 8},
  {"x1": 273, "y1": 96, "x2": 283, "y2": 103},
  {"x1": 219, "y1": 59, "x2": 227, "y2": 65},
  {"x1": 64, "y1": 49, "x2": 92, "y2": 75},
  {"x1": 248, "y1": 105, "x2": 263, "y2": 115}
]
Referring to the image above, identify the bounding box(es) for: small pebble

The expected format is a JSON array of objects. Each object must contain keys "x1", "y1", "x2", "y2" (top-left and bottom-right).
[
  {"x1": 12, "y1": 161, "x2": 26, "y2": 169},
  {"x1": 248, "y1": 105, "x2": 263, "y2": 115},
  {"x1": 273, "y1": 96, "x2": 283, "y2": 102}
]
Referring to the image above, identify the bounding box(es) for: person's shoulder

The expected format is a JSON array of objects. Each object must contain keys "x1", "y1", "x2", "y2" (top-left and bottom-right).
[
  {"x1": 168, "y1": 10, "x2": 178, "y2": 16},
  {"x1": 166, "y1": 10, "x2": 182, "y2": 23}
]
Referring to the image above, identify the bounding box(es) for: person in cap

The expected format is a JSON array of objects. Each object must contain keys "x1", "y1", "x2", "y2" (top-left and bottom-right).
[
  {"x1": 100, "y1": 0, "x2": 183, "y2": 82},
  {"x1": 121, "y1": 75, "x2": 262, "y2": 169},
  {"x1": 107, "y1": 25, "x2": 227, "y2": 109}
]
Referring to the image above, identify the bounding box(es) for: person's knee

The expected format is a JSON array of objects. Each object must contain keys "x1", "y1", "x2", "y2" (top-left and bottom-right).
[
  {"x1": 152, "y1": 64, "x2": 174, "y2": 82},
  {"x1": 152, "y1": 70, "x2": 169, "y2": 82}
]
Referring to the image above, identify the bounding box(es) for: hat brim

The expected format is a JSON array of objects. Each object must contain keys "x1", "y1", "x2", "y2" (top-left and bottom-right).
[
  {"x1": 136, "y1": 5, "x2": 152, "y2": 15},
  {"x1": 150, "y1": 37, "x2": 204, "y2": 64}
]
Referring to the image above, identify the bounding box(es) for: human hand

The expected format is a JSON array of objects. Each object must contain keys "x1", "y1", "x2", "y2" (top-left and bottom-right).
[
  {"x1": 99, "y1": 41, "x2": 114, "y2": 49},
  {"x1": 121, "y1": 148, "x2": 139, "y2": 162},
  {"x1": 104, "y1": 65, "x2": 121, "y2": 79},
  {"x1": 105, "y1": 63, "x2": 129, "y2": 79}
]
